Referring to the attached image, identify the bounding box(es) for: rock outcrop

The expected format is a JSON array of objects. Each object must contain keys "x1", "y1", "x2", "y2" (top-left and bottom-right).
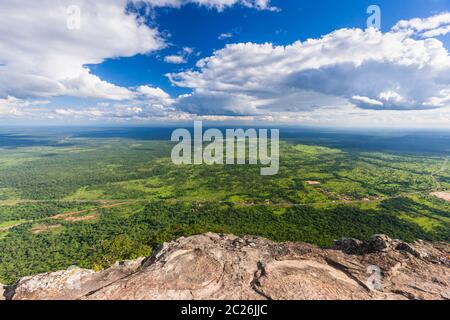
[
  {"x1": 8, "y1": 258, "x2": 145, "y2": 300},
  {"x1": 0, "y1": 284, "x2": 5, "y2": 300},
  {"x1": 4, "y1": 233, "x2": 450, "y2": 300}
]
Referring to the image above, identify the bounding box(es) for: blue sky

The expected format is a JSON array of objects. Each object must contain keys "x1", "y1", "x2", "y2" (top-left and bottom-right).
[
  {"x1": 0, "y1": 0, "x2": 450, "y2": 127},
  {"x1": 89, "y1": 0, "x2": 450, "y2": 97}
]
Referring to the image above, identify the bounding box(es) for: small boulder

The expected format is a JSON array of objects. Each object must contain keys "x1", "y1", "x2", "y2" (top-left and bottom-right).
[
  {"x1": 395, "y1": 242, "x2": 429, "y2": 259},
  {"x1": 335, "y1": 235, "x2": 395, "y2": 255},
  {"x1": 366, "y1": 234, "x2": 392, "y2": 253},
  {"x1": 333, "y1": 238, "x2": 364, "y2": 254}
]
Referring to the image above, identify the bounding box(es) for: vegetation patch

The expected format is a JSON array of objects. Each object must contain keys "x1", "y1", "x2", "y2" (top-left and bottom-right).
[
  {"x1": 0, "y1": 131, "x2": 449, "y2": 285},
  {"x1": 31, "y1": 224, "x2": 63, "y2": 235}
]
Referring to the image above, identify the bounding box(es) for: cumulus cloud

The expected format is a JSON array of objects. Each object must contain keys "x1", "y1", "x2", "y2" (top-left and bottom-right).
[
  {"x1": 1, "y1": 3, "x2": 449, "y2": 127},
  {"x1": 169, "y1": 26, "x2": 450, "y2": 116},
  {"x1": 0, "y1": 0, "x2": 165, "y2": 100},
  {"x1": 136, "y1": 85, "x2": 174, "y2": 106},
  {"x1": 0, "y1": 0, "x2": 272, "y2": 102},
  {"x1": 164, "y1": 47, "x2": 195, "y2": 64},
  {"x1": 50, "y1": 85, "x2": 178, "y2": 121},
  {"x1": 392, "y1": 12, "x2": 450, "y2": 37}
]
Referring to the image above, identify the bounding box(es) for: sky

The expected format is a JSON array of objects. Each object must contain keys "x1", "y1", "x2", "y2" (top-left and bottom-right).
[{"x1": 0, "y1": 0, "x2": 450, "y2": 127}]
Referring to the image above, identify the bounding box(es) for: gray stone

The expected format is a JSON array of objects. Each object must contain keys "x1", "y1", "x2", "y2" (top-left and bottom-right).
[
  {"x1": 367, "y1": 234, "x2": 393, "y2": 253},
  {"x1": 333, "y1": 237, "x2": 364, "y2": 254}
]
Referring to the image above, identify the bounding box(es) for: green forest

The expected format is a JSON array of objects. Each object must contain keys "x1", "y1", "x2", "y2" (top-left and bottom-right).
[{"x1": 0, "y1": 128, "x2": 449, "y2": 284}]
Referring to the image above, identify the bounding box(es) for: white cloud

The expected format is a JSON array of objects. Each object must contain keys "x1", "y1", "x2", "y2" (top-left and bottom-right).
[
  {"x1": 164, "y1": 47, "x2": 195, "y2": 64},
  {"x1": 0, "y1": 0, "x2": 271, "y2": 102},
  {"x1": 0, "y1": 0, "x2": 163, "y2": 100},
  {"x1": 1, "y1": 4, "x2": 449, "y2": 127},
  {"x1": 378, "y1": 90, "x2": 404, "y2": 104},
  {"x1": 143, "y1": 0, "x2": 278, "y2": 11},
  {"x1": 422, "y1": 25, "x2": 450, "y2": 38},
  {"x1": 61, "y1": 69, "x2": 138, "y2": 100},
  {"x1": 0, "y1": 96, "x2": 50, "y2": 118},
  {"x1": 169, "y1": 26, "x2": 450, "y2": 117},
  {"x1": 392, "y1": 12, "x2": 450, "y2": 38},
  {"x1": 52, "y1": 102, "x2": 192, "y2": 122},
  {"x1": 137, "y1": 86, "x2": 171, "y2": 100},
  {"x1": 182, "y1": 47, "x2": 194, "y2": 55},
  {"x1": 351, "y1": 96, "x2": 383, "y2": 107},
  {"x1": 136, "y1": 85, "x2": 174, "y2": 106},
  {"x1": 164, "y1": 55, "x2": 188, "y2": 64},
  {"x1": 218, "y1": 32, "x2": 233, "y2": 40}
]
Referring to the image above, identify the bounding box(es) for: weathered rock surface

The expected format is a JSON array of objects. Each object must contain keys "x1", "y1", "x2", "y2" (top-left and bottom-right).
[
  {"x1": 0, "y1": 284, "x2": 5, "y2": 300},
  {"x1": 10, "y1": 258, "x2": 145, "y2": 300},
  {"x1": 6, "y1": 233, "x2": 450, "y2": 300}
]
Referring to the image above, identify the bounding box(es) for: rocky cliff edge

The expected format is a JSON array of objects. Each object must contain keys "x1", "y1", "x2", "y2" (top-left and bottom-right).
[{"x1": 1, "y1": 233, "x2": 449, "y2": 300}]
